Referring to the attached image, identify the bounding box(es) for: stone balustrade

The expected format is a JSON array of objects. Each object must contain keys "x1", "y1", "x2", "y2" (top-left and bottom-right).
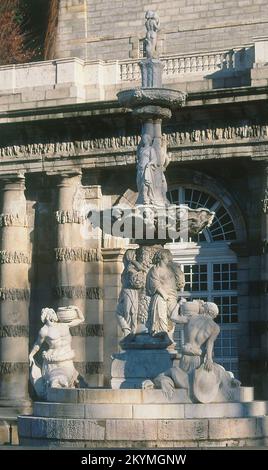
[
  {"x1": 0, "y1": 37, "x2": 266, "y2": 112},
  {"x1": 120, "y1": 46, "x2": 254, "y2": 82}
]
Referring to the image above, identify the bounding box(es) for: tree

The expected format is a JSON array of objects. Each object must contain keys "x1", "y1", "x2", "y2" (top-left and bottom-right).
[{"x1": 0, "y1": 0, "x2": 35, "y2": 65}]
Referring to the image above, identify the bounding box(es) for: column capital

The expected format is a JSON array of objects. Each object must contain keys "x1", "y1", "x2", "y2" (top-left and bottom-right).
[
  {"x1": 46, "y1": 170, "x2": 82, "y2": 179},
  {"x1": 0, "y1": 172, "x2": 25, "y2": 189},
  {"x1": 102, "y1": 248, "x2": 126, "y2": 262}
]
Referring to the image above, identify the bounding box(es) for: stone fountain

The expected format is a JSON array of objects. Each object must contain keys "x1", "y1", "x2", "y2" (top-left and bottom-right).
[{"x1": 18, "y1": 12, "x2": 268, "y2": 448}]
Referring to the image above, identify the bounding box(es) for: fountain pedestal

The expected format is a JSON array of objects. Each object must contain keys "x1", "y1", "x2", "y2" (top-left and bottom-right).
[{"x1": 111, "y1": 332, "x2": 176, "y2": 389}]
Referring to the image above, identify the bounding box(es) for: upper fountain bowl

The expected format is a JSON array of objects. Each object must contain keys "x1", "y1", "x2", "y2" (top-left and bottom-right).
[{"x1": 117, "y1": 88, "x2": 187, "y2": 119}]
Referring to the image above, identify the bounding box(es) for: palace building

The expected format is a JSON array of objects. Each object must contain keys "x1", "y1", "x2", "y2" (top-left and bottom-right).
[{"x1": 0, "y1": 0, "x2": 268, "y2": 425}]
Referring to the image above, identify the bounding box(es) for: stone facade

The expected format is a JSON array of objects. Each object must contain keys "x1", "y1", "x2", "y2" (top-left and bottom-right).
[
  {"x1": 55, "y1": 0, "x2": 268, "y2": 60},
  {"x1": 0, "y1": 2, "x2": 268, "y2": 426}
]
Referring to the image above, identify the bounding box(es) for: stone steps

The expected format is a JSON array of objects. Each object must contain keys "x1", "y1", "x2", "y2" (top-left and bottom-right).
[
  {"x1": 18, "y1": 415, "x2": 268, "y2": 448},
  {"x1": 33, "y1": 400, "x2": 268, "y2": 420},
  {"x1": 47, "y1": 386, "x2": 254, "y2": 404},
  {"x1": 18, "y1": 387, "x2": 268, "y2": 447}
]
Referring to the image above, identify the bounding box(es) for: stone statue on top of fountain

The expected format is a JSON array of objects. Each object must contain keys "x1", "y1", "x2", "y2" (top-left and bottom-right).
[{"x1": 145, "y1": 10, "x2": 160, "y2": 59}]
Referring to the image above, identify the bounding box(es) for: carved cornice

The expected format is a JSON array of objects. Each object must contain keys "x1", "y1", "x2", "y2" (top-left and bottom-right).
[
  {"x1": 0, "y1": 214, "x2": 27, "y2": 227},
  {"x1": 0, "y1": 288, "x2": 30, "y2": 301},
  {"x1": 53, "y1": 286, "x2": 103, "y2": 300},
  {"x1": 0, "y1": 362, "x2": 28, "y2": 375},
  {"x1": 0, "y1": 325, "x2": 29, "y2": 337},
  {"x1": 74, "y1": 361, "x2": 104, "y2": 375},
  {"x1": 55, "y1": 247, "x2": 102, "y2": 262},
  {"x1": 0, "y1": 251, "x2": 30, "y2": 264},
  {"x1": 1, "y1": 122, "x2": 268, "y2": 160},
  {"x1": 71, "y1": 324, "x2": 104, "y2": 337},
  {"x1": 55, "y1": 210, "x2": 85, "y2": 224}
]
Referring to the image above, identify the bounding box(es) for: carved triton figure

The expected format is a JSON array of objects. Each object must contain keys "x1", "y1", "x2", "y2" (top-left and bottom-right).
[
  {"x1": 29, "y1": 305, "x2": 84, "y2": 399},
  {"x1": 145, "y1": 300, "x2": 240, "y2": 403}
]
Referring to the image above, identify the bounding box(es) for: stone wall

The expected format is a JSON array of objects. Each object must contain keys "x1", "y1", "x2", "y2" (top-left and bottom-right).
[{"x1": 55, "y1": 0, "x2": 268, "y2": 60}]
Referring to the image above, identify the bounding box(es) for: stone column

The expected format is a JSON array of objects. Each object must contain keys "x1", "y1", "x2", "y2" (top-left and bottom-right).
[
  {"x1": 84, "y1": 185, "x2": 104, "y2": 386},
  {"x1": 102, "y1": 248, "x2": 125, "y2": 386},
  {"x1": 0, "y1": 174, "x2": 31, "y2": 415},
  {"x1": 54, "y1": 171, "x2": 87, "y2": 381}
]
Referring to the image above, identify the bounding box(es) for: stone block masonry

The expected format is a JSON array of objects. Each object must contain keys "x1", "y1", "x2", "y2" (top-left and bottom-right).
[{"x1": 55, "y1": 0, "x2": 268, "y2": 60}]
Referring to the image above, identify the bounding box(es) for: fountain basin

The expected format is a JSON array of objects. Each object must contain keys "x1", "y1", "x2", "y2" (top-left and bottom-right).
[{"x1": 117, "y1": 87, "x2": 187, "y2": 111}]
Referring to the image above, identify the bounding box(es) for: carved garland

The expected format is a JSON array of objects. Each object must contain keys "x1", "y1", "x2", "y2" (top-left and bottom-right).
[
  {"x1": 74, "y1": 361, "x2": 104, "y2": 375},
  {"x1": 1, "y1": 123, "x2": 268, "y2": 159},
  {"x1": 0, "y1": 214, "x2": 28, "y2": 227},
  {"x1": 53, "y1": 286, "x2": 103, "y2": 300},
  {"x1": 0, "y1": 251, "x2": 30, "y2": 264},
  {"x1": 0, "y1": 362, "x2": 29, "y2": 375},
  {"x1": 71, "y1": 324, "x2": 104, "y2": 337},
  {"x1": 0, "y1": 325, "x2": 29, "y2": 337},
  {"x1": 55, "y1": 210, "x2": 85, "y2": 224},
  {"x1": 55, "y1": 247, "x2": 102, "y2": 262},
  {"x1": 0, "y1": 288, "x2": 30, "y2": 301}
]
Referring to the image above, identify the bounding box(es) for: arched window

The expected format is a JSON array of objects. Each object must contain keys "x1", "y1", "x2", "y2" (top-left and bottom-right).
[
  {"x1": 167, "y1": 186, "x2": 239, "y2": 376},
  {"x1": 168, "y1": 187, "x2": 236, "y2": 242}
]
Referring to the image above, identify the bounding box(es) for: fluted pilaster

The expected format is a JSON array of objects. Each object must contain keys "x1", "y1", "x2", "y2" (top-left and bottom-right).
[{"x1": 0, "y1": 173, "x2": 31, "y2": 414}]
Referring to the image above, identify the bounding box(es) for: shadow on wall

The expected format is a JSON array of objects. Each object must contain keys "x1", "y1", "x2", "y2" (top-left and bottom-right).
[{"x1": 205, "y1": 46, "x2": 254, "y2": 88}]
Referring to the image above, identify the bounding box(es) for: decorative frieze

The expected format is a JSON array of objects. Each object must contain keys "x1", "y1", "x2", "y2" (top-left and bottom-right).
[
  {"x1": 53, "y1": 286, "x2": 103, "y2": 300},
  {"x1": 55, "y1": 210, "x2": 85, "y2": 224},
  {"x1": 74, "y1": 361, "x2": 104, "y2": 375},
  {"x1": 55, "y1": 247, "x2": 102, "y2": 262},
  {"x1": 0, "y1": 362, "x2": 28, "y2": 375},
  {"x1": 0, "y1": 214, "x2": 28, "y2": 227},
  {"x1": 0, "y1": 325, "x2": 29, "y2": 337},
  {"x1": 2, "y1": 123, "x2": 268, "y2": 160},
  {"x1": 0, "y1": 251, "x2": 30, "y2": 264},
  {"x1": 71, "y1": 324, "x2": 104, "y2": 337},
  {"x1": 0, "y1": 288, "x2": 30, "y2": 301}
]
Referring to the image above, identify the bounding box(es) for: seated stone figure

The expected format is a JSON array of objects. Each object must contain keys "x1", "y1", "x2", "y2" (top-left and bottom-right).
[
  {"x1": 29, "y1": 305, "x2": 84, "y2": 399},
  {"x1": 145, "y1": 300, "x2": 240, "y2": 403}
]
